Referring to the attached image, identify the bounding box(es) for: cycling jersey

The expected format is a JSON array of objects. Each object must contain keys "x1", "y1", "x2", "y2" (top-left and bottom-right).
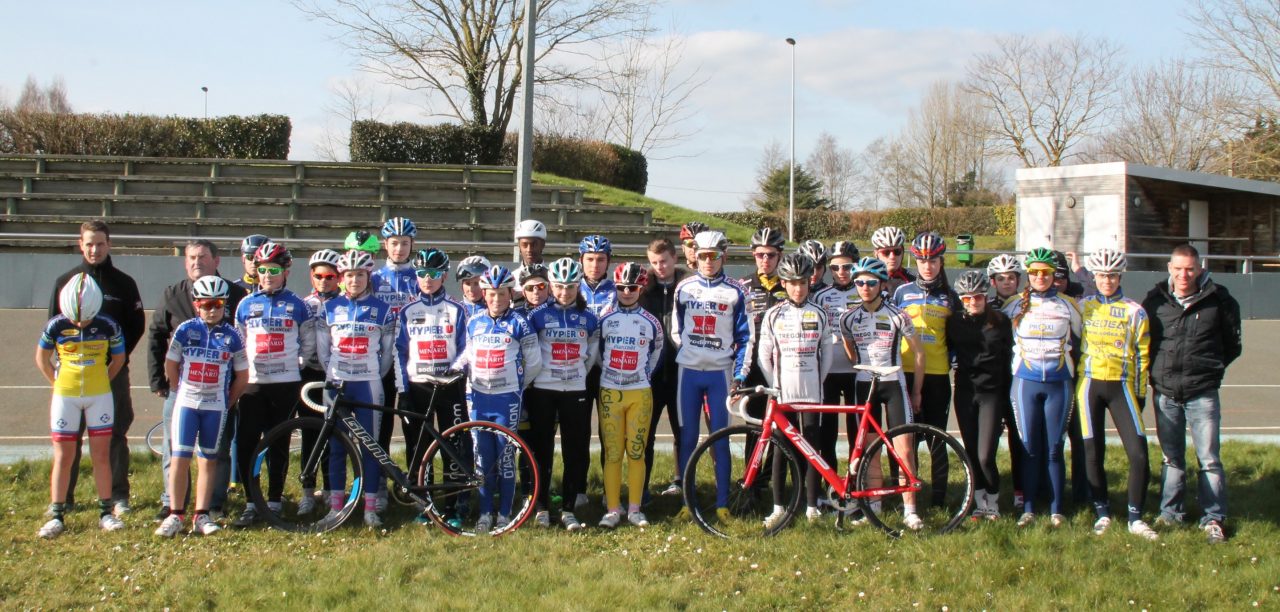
[
  {"x1": 884, "y1": 267, "x2": 915, "y2": 298},
  {"x1": 838, "y1": 300, "x2": 915, "y2": 382},
  {"x1": 453, "y1": 309, "x2": 542, "y2": 395},
  {"x1": 892, "y1": 280, "x2": 958, "y2": 375},
  {"x1": 811, "y1": 283, "x2": 861, "y2": 373},
  {"x1": 165, "y1": 319, "x2": 249, "y2": 412},
  {"x1": 598, "y1": 304, "x2": 663, "y2": 391},
  {"x1": 1003, "y1": 289, "x2": 1082, "y2": 382},
  {"x1": 371, "y1": 260, "x2": 419, "y2": 320},
  {"x1": 757, "y1": 300, "x2": 834, "y2": 404},
  {"x1": 316, "y1": 294, "x2": 396, "y2": 382},
  {"x1": 39, "y1": 315, "x2": 125, "y2": 397},
  {"x1": 671, "y1": 273, "x2": 751, "y2": 379},
  {"x1": 740, "y1": 273, "x2": 786, "y2": 327},
  {"x1": 302, "y1": 289, "x2": 339, "y2": 372},
  {"x1": 394, "y1": 288, "x2": 469, "y2": 392},
  {"x1": 1078, "y1": 290, "x2": 1149, "y2": 389},
  {"x1": 235, "y1": 289, "x2": 313, "y2": 384},
  {"x1": 461, "y1": 298, "x2": 487, "y2": 319},
  {"x1": 528, "y1": 302, "x2": 600, "y2": 392},
  {"x1": 580, "y1": 277, "x2": 617, "y2": 319}
]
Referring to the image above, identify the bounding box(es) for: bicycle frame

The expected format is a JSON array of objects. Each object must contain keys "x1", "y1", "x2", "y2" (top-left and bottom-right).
[{"x1": 737, "y1": 376, "x2": 922, "y2": 501}]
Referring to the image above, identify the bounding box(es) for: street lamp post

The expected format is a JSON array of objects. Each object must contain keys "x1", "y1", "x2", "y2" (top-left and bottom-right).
[
  {"x1": 785, "y1": 38, "x2": 796, "y2": 243},
  {"x1": 201, "y1": 86, "x2": 208, "y2": 120},
  {"x1": 513, "y1": 0, "x2": 536, "y2": 261}
]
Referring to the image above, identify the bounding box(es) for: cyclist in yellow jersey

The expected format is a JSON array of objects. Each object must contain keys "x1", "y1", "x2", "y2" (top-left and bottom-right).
[
  {"x1": 1076, "y1": 249, "x2": 1158, "y2": 540},
  {"x1": 34, "y1": 274, "x2": 126, "y2": 538}
]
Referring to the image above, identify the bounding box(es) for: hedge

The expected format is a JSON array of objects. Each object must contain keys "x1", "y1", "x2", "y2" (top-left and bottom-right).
[
  {"x1": 349, "y1": 120, "x2": 505, "y2": 165},
  {"x1": 713, "y1": 205, "x2": 1016, "y2": 242},
  {"x1": 0, "y1": 111, "x2": 291, "y2": 159},
  {"x1": 350, "y1": 120, "x2": 647, "y2": 193}
]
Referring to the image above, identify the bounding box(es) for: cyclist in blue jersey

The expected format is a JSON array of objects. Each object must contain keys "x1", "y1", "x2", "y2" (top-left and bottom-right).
[
  {"x1": 526, "y1": 257, "x2": 600, "y2": 530},
  {"x1": 36, "y1": 275, "x2": 127, "y2": 538},
  {"x1": 456, "y1": 256, "x2": 491, "y2": 318},
  {"x1": 1004, "y1": 247, "x2": 1083, "y2": 528},
  {"x1": 316, "y1": 250, "x2": 397, "y2": 528},
  {"x1": 672, "y1": 231, "x2": 751, "y2": 521},
  {"x1": 371, "y1": 217, "x2": 420, "y2": 511},
  {"x1": 156, "y1": 276, "x2": 250, "y2": 537},
  {"x1": 394, "y1": 248, "x2": 471, "y2": 527},
  {"x1": 231, "y1": 242, "x2": 313, "y2": 528},
  {"x1": 579, "y1": 235, "x2": 616, "y2": 318},
  {"x1": 450, "y1": 265, "x2": 543, "y2": 532}
]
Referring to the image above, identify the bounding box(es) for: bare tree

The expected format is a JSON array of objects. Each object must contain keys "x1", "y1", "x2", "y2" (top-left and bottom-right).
[
  {"x1": 295, "y1": 0, "x2": 650, "y2": 137},
  {"x1": 595, "y1": 27, "x2": 706, "y2": 158},
  {"x1": 16, "y1": 75, "x2": 71, "y2": 114},
  {"x1": 1089, "y1": 60, "x2": 1241, "y2": 171},
  {"x1": 756, "y1": 139, "x2": 786, "y2": 178},
  {"x1": 805, "y1": 132, "x2": 857, "y2": 210},
  {"x1": 1189, "y1": 0, "x2": 1280, "y2": 113},
  {"x1": 965, "y1": 34, "x2": 1122, "y2": 167},
  {"x1": 316, "y1": 77, "x2": 392, "y2": 161}
]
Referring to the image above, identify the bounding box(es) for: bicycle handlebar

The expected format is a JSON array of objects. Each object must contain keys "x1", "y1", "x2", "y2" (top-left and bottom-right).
[
  {"x1": 420, "y1": 371, "x2": 465, "y2": 386},
  {"x1": 727, "y1": 385, "x2": 778, "y2": 426},
  {"x1": 300, "y1": 381, "x2": 327, "y2": 414}
]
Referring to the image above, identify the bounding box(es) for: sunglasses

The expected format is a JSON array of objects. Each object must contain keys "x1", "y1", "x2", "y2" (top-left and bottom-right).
[
  {"x1": 854, "y1": 279, "x2": 880, "y2": 288},
  {"x1": 313, "y1": 272, "x2": 337, "y2": 281},
  {"x1": 829, "y1": 263, "x2": 854, "y2": 273},
  {"x1": 696, "y1": 252, "x2": 722, "y2": 261},
  {"x1": 617, "y1": 285, "x2": 641, "y2": 293},
  {"x1": 877, "y1": 248, "x2": 903, "y2": 257},
  {"x1": 256, "y1": 265, "x2": 284, "y2": 276},
  {"x1": 960, "y1": 294, "x2": 987, "y2": 302},
  {"x1": 682, "y1": 239, "x2": 697, "y2": 249},
  {"x1": 194, "y1": 299, "x2": 226, "y2": 311},
  {"x1": 415, "y1": 269, "x2": 445, "y2": 279},
  {"x1": 1027, "y1": 269, "x2": 1054, "y2": 277},
  {"x1": 523, "y1": 282, "x2": 547, "y2": 291},
  {"x1": 551, "y1": 282, "x2": 576, "y2": 290},
  {"x1": 753, "y1": 251, "x2": 779, "y2": 260}
]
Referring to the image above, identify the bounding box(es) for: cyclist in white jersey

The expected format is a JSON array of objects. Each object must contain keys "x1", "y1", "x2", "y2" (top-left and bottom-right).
[
  {"x1": 810, "y1": 240, "x2": 861, "y2": 471},
  {"x1": 838, "y1": 257, "x2": 927, "y2": 530}
]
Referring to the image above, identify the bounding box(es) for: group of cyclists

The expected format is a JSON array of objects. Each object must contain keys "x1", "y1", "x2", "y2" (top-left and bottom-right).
[{"x1": 35, "y1": 214, "x2": 1233, "y2": 543}]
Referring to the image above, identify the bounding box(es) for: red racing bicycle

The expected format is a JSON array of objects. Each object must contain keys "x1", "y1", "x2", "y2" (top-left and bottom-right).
[{"x1": 682, "y1": 365, "x2": 974, "y2": 538}]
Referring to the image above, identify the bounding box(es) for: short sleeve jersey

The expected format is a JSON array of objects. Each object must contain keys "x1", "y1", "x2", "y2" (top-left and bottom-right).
[
  {"x1": 838, "y1": 301, "x2": 915, "y2": 382},
  {"x1": 165, "y1": 319, "x2": 248, "y2": 411},
  {"x1": 39, "y1": 315, "x2": 125, "y2": 397}
]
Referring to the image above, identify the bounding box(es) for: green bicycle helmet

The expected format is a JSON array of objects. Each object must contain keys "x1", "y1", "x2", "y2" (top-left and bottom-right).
[
  {"x1": 1023, "y1": 247, "x2": 1058, "y2": 269},
  {"x1": 344, "y1": 230, "x2": 381, "y2": 254}
]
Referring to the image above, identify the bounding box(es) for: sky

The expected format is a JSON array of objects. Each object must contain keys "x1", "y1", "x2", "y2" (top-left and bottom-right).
[{"x1": 1, "y1": 1, "x2": 1201, "y2": 212}]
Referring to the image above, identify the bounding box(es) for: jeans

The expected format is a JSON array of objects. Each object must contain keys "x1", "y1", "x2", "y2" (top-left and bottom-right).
[
  {"x1": 1154, "y1": 391, "x2": 1227, "y2": 526},
  {"x1": 160, "y1": 392, "x2": 235, "y2": 510}
]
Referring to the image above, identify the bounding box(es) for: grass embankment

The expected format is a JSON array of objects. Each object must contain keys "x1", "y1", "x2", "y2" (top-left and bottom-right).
[{"x1": 3, "y1": 444, "x2": 1278, "y2": 608}]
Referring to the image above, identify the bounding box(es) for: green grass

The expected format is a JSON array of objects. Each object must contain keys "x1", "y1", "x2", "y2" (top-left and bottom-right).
[
  {"x1": 534, "y1": 172, "x2": 757, "y2": 245},
  {"x1": 3, "y1": 443, "x2": 1279, "y2": 609}
]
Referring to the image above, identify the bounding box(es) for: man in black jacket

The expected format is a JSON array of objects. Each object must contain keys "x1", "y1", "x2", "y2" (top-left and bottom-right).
[
  {"x1": 148, "y1": 239, "x2": 248, "y2": 519},
  {"x1": 46, "y1": 220, "x2": 146, "y2": 513},
  {"x1": 1142, "y1": 244, "x2": 1242, "y2": 544},
  {"x1": 639, "y1": 237, "x2": 689, "y2": 498}
]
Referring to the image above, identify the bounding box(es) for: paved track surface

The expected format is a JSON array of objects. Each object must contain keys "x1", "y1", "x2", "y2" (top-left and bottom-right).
[{"x1": 2, "y1": 309, "x2": 1276, "y2": 456}]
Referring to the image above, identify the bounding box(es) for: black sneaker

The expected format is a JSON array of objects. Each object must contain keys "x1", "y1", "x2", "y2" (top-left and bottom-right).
[{"x1": 154, "y1": 505, "x2": 171, "y2": 523}]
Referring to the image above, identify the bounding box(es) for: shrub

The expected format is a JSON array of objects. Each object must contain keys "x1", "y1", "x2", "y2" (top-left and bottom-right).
[
  {"x1": 712, "y1": 206, "x2": 1012, "y2": 242},
  {"x1": 349, "y1": 120, "x2": 505, "y2": 165},
  {"x1": 0, "y1": 111, "x2": 290, "y2": 159}
]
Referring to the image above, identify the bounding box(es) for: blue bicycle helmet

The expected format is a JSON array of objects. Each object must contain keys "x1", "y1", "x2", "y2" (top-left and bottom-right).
[
  {"x1": 851, "y1": 256, "x2": 889, "y2": 281},
  {"x1": 381, "y1": 216, "x2": 417, "y2": 238},
  {"x1": 578, "y1": 235, "x2": 612, "y2": 255},
  {"x1": 479, "y1": 265, "x2": 516, "y2": 290}
]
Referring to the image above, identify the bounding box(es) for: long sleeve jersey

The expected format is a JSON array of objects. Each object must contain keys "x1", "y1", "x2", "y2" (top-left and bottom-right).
[
  {"x1": 758, "y1": 300, "x2": 834, "y2": 404},
  {"x1": 453, "y1": 308, "x2": 542, "y2": 395},
  {"x1": 371, "y1": 260, "x2": 419, "y2": 319},
  {"x1": 165, "y1": 319, "x2": 248, "y2": 411},
  {"x1": 302, "y1": 289, "x2": 339, "y2": 372},
  {"x1": 528, "y1": 302, "x2": 600, "y2": 392},
  {"x1": 671, "y1": 272, "x2": 751, "y2": 379},
  {"x1": 1078, "y1": 290, "x2": 1149, "y2": 391},
  {"x1": 811, "y1": 282, "x2": 861, "y2": 374},
  {"x1": 1003, "y1": 289, "x2": 1082, "y2": 382},
  {"x1": 598, "y1": 304, "x2": 663, "y2": 390},
  {"x1": 316, "y1": 293, "x2": 396, "y2": 382},
  {"x1": 394, "y1": 288, "x2": 469, "y2": 392},
  {"x1": 580, "y1": 277, "x2": 617, "y2": 319},
  {"x1": 235, "y1": 288, "x2": 313, "y2": 384}
]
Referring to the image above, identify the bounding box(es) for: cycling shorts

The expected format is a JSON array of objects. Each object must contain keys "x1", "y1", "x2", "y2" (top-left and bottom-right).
[
  {"x1": 854, "y1": 377, "x2": 913, "y2": 432},
  {"x1": 171, "y1": 404, "x2": 230, "y2": 460},
  {"x1": 49, "y1": 392, "x2": 114, "y2": 442}
]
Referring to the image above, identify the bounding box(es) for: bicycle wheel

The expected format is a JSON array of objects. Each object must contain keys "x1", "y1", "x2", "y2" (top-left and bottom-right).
[
  {"x1": 854, "y1": 423, "x2": 973, "y2": 537},
  {"x1": 145, "y1": 420, "x2": 165, "y2": 457},
  {"x1": 681, "y1": 424, "x2": 803, "y2": 538},
  {"x1": 247, "y1": 417, "x2": 364, "y2": 533},
  {"x1": 418, "y1": 420, "x2": 538, "y2": 537}
]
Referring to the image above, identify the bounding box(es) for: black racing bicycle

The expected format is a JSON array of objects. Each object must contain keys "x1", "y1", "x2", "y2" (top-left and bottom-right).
[{"x1": 244, "y1": 374, "x2": 538, "y2": 536}]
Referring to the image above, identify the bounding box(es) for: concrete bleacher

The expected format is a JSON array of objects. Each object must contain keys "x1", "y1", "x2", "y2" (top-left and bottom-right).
[{"x1": 0, "y1": 154, "x2": 677, "y2": 253}]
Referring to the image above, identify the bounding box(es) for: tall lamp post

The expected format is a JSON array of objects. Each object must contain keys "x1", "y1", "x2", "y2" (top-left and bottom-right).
[
  {"x1": 513, "y1": 0, "x2": 537, "y2": 261},
  {"x1": 785, "y1": 37, "x2": 796, "y2": 242},
  {"x1": 201, "y1": 86, "x2": 208, "y2": 120}
]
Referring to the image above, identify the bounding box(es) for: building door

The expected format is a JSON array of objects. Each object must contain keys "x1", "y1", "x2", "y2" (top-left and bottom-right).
[
  {"x1": 1083, "y1": 195, "x2": 1122, "y2": 252},
  {"x1": 1016, "y1": 196, "x2": 1055, "y2": 252}
]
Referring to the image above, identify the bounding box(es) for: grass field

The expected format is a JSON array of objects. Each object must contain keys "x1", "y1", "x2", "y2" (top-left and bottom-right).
[{"x1": 3, "y1": 443, "x2": 1278, "y2": 609}]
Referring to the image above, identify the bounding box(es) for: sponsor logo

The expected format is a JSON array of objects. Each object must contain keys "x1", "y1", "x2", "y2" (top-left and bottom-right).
[
  {"x1": 475, "y1": 348, "x2": 507, "y2": 370},
  {"x1": 337, "y1": 336, "x2": 370, "y2": 355},
  {"x1": 255, "y1": 333, "x2": 286, "y2": 354},
  {"x1": 416, "y1": 339, "x2": 448, "y2": 360},
  {"x1": 185, "y1": 362, "x2": 223, "y2": 384},
  {"x1": 608, "y1": 349, "x2": 639, "y2": 371},
  {"x1": 692, "y1": 315, "x2": 717, "y2": 335},
  {"x1": 551, "y1": 342, "x2": 581, "y2": 362},
  {"x1": 60, "y1": 328, "x2": 79, "y2": 336}
]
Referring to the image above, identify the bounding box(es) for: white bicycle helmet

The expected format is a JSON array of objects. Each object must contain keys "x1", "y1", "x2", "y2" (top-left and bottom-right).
[
  {"x1": 514, "y1": 219, "x2": 547, "y2": 241},
  {"x1": 986, "y1": 253, "x2": 1022, "y2": 277},
  {"x1": 337, "y1": 249, "x2": 376, "y2": 274},
  {"x1": 693, "y1": 230, "x2": 729, "y2": 252},
  {"x1": 1085, "y1": 248, "x2": 1128, "y2": 273},
  {"x1": 548, "y1": 257, "x2": 584, "y2": 284},
  {"x1": 456, "y1": 255, "x2": 492, "y2": 281},
  {"x1": 871, "y1": 226, "x2": 906, "y2": 249},
  {"x1": 59, "y1": 273, "x2": 103, "y2": 322},
  {"x1": 191, "y1": 275, "x2": 230, "y2": 300},
  {"x1": 309, "y1": 249, "x2": 342, "y2": 269}
]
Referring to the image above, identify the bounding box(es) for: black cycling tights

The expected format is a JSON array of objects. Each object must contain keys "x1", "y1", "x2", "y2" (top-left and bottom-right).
[
  {"x1": 1078, "y1": 379, "x2": 1150, "y2": 522},
  {"x1": 953, "y1": 381, "x2": 1002, "y2": 495},
  {"x1": 906, "y1": 373, "x2": 952, "y2": 507}
]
